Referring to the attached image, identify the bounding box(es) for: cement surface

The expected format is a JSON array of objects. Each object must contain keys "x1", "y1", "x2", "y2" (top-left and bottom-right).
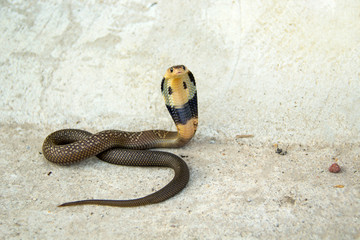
[
  {"x1": 1, "y1": 124, "x2": 359, "y2": 239},
  {"x1": 1, "y1": 1, "x2": 359, "y2": 239}
]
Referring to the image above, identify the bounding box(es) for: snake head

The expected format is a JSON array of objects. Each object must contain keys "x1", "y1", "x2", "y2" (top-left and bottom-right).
[{"x1": 164, "y1": 65, "x2": 188, "y2": 78}]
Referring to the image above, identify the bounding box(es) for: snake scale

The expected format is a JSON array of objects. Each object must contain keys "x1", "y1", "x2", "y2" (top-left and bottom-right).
[{"x1": 42, "y1": 65, "x2": 198, "y2": 207}]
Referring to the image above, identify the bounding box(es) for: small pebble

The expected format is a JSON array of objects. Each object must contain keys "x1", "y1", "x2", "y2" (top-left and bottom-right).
[
  {"x1": 275, "y1": 148, "x2": 287, "y2": 155},
  {"x1": 329, "y1": 163, "x2": 341, "y2": 173}
]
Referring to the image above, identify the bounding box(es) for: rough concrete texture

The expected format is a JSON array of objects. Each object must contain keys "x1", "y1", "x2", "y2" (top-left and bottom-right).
[{"x1": 1, "y1": 1, "x2": 359, "y2": 239}]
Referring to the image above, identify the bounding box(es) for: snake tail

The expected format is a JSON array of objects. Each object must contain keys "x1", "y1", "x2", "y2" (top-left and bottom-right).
[{"x1": 58, "y1": 150, "x2": 189, "y2": 207}]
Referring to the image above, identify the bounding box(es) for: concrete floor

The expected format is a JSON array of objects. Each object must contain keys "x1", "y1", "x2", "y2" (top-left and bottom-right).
[
  {"x1": 1, "y1": 123, "x2": 359, "y2": 239},
  {"x1": 1, "y1": 0, "x2": 360, "y2": 239}
]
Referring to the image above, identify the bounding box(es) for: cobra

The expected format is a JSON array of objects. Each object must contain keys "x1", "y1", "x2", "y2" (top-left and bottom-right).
[{"x1": 42, "y1": 65, "x2": 198, "y2": 207}]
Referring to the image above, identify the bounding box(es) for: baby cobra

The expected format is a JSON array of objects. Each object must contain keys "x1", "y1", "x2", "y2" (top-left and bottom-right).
[{"x1": 42, "y1": 65, "x2": 198, "y2": 207}]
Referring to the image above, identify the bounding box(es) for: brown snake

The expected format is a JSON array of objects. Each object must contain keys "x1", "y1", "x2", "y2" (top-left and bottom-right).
[{"x1": 42, "y1": 65, "x2": 198, "y2": 207}]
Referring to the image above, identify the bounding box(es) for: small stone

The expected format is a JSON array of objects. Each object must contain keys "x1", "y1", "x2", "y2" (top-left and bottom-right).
[{"x1": 329, "y1": 163, "x2": 341, "y2": 173}]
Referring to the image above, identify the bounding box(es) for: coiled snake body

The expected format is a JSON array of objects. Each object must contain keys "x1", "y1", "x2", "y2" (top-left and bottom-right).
[{"x1": 42, "y1": 65, "x2": 198, "y2": 207}]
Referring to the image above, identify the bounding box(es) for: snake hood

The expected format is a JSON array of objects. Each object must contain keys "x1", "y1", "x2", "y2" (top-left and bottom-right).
[{"x1": 161, "y1": 65, "x2": 198, "y2": 145}]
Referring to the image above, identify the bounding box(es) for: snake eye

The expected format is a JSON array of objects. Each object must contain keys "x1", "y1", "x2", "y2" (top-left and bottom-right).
[
  {"x1": 170, "y1": 67, "x2": 173, "y2": 73},
  {"x1": 182, "y1": 65, "x2": 186, "y2": 70}
]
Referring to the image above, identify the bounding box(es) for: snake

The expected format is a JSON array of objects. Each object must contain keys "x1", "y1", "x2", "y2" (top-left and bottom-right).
[{"x1": 42, "y1": 65, "x2": 198, "y2": 207}]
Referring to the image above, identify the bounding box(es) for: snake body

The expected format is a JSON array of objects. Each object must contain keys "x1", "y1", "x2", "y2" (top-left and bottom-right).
[{"x1": 42, "y1": 65, "x2": 197, "y2": 207}]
